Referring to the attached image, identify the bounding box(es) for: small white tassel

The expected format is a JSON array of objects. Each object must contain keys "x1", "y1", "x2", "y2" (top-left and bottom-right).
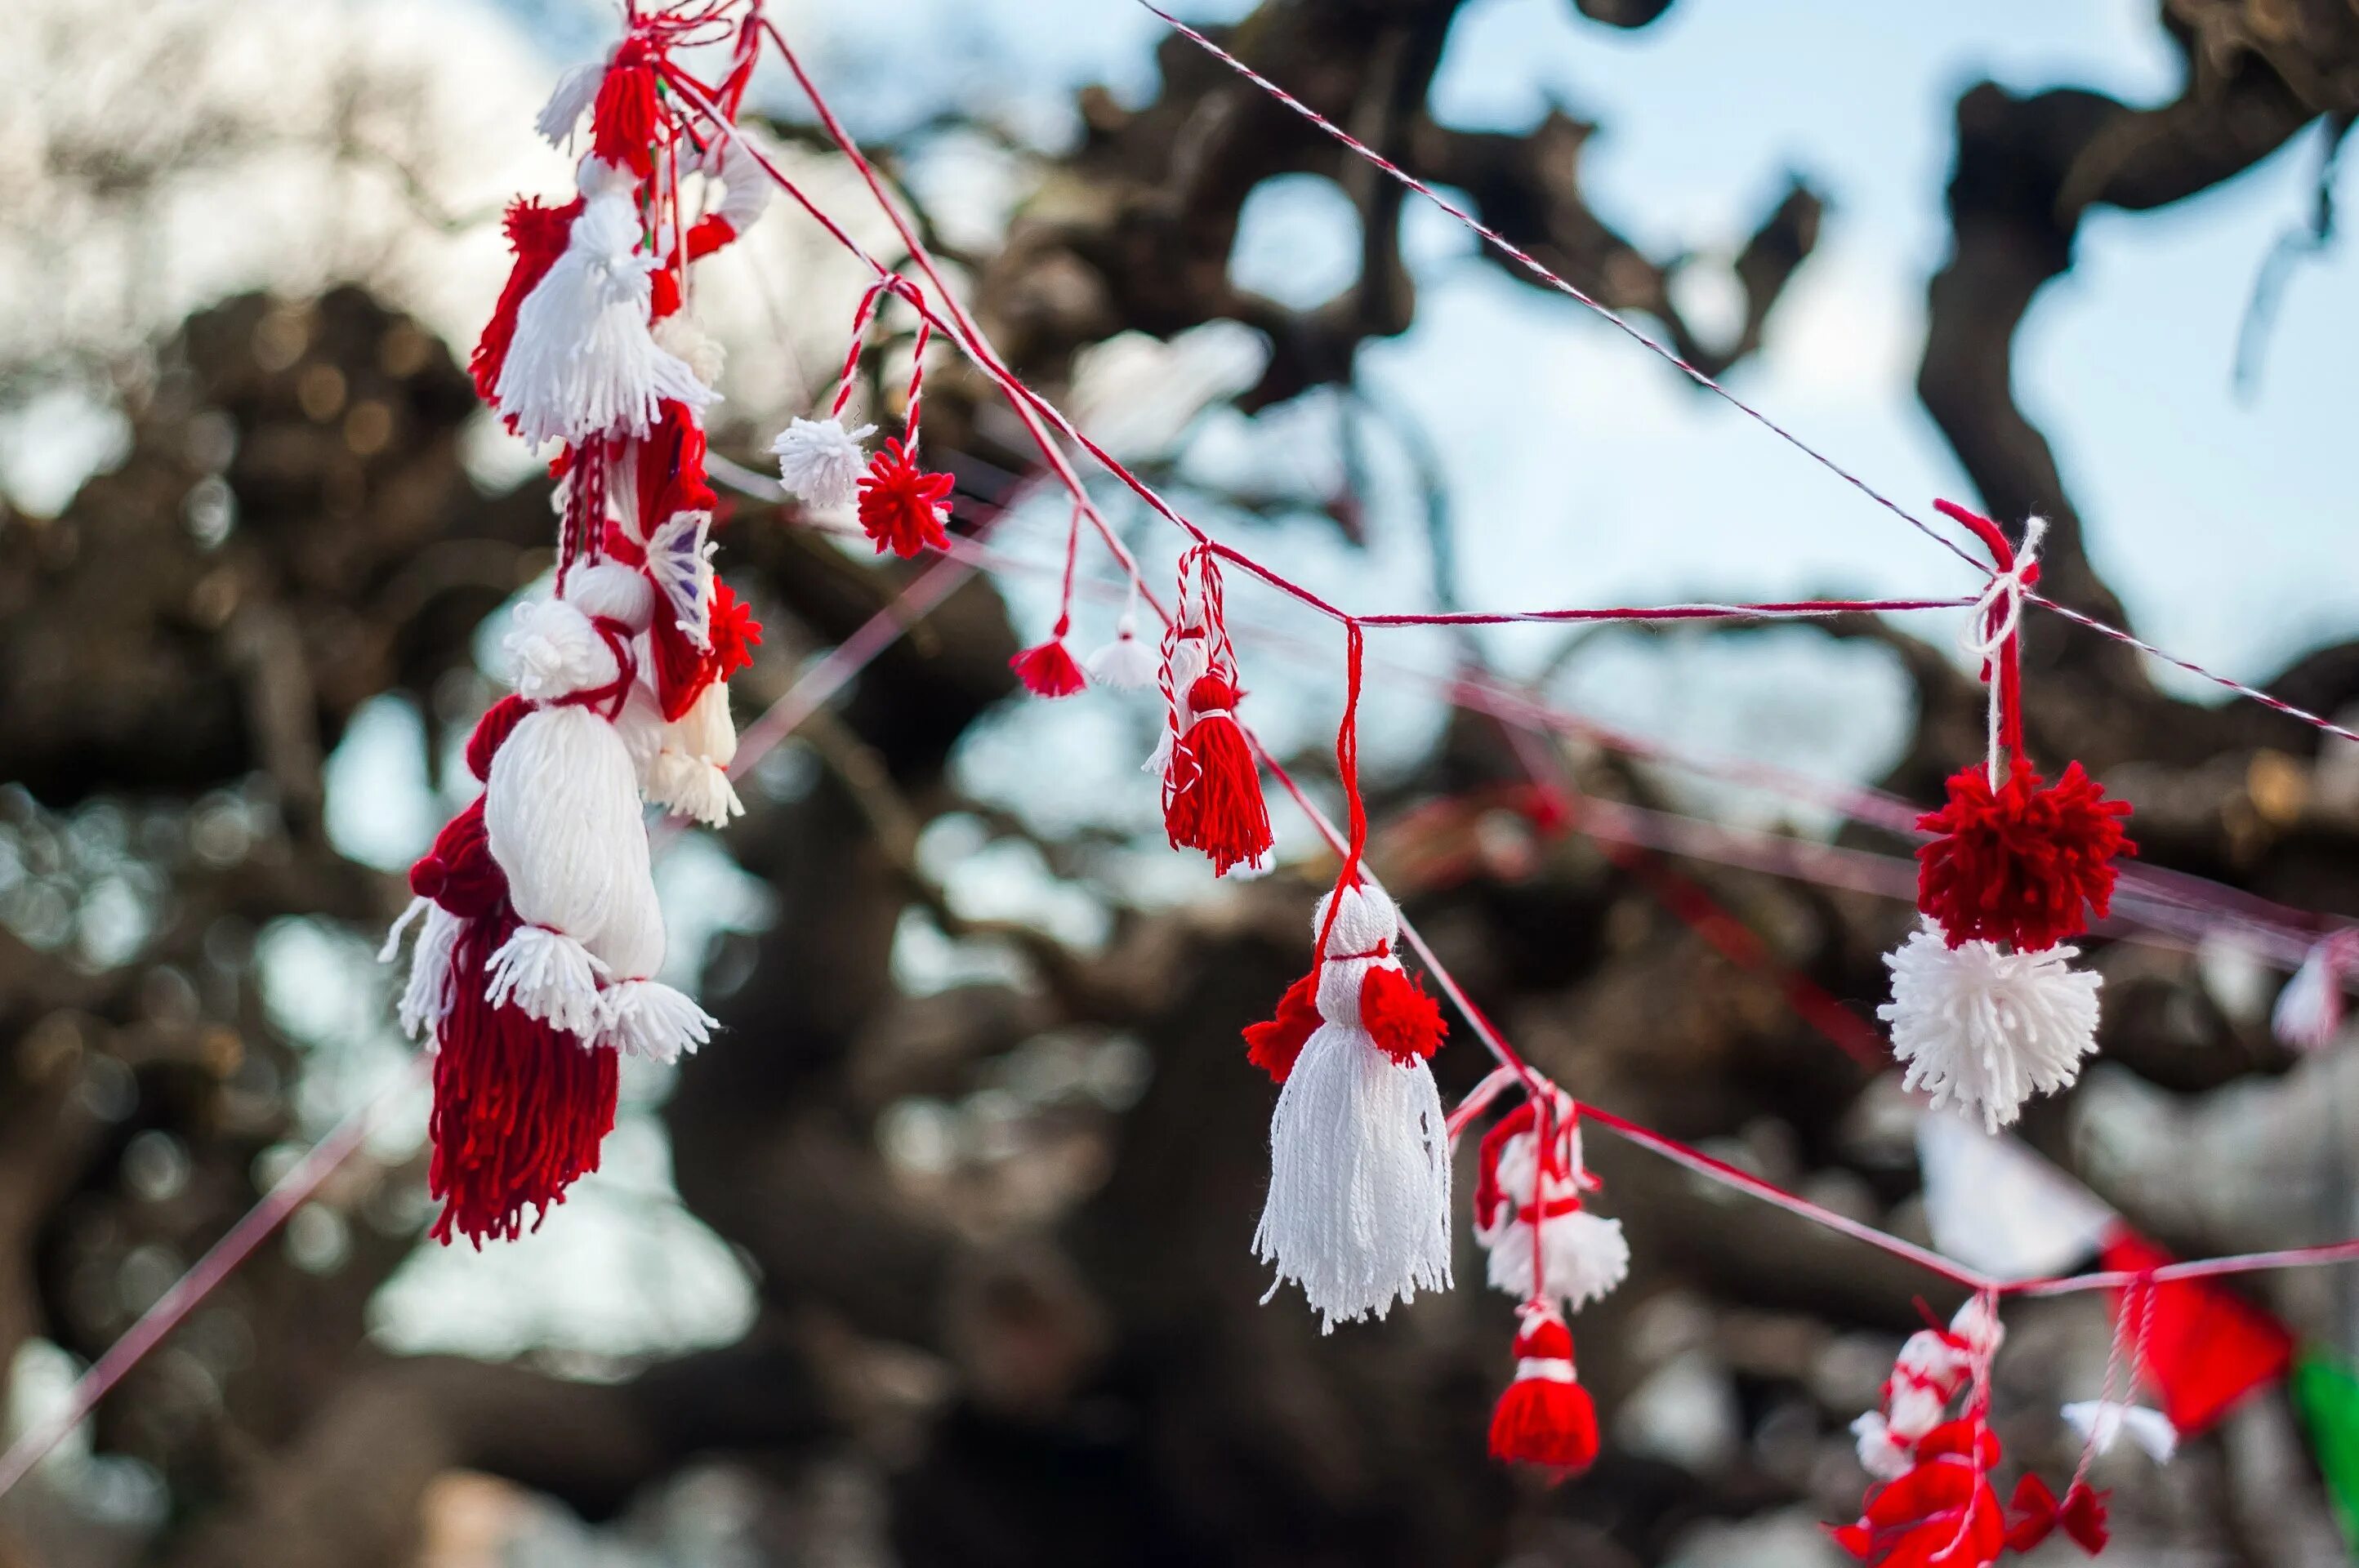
[
  {"x1": 2062, "y1": 1400, "x2": 2178, "y2": 1464},
  {"x1": 771, "y1": 416, "x2": 876, "y2": 509},
  {"x1": 1850, "y1": 1411, "x2": 1915, "y2": 1481},
  {"x1": 2273, "y1": 937, "x2": 2348, "y2": 1051},
  {"x1": 647, "y1": 680, "x2": 743, "y2": 826},
  {"x1": 595, "y1": 978, "x2": 716, "y2": 1063},
  {"x1": 1253, "y1": 884, "x2": 1452, "y2": 1330},
  {"x1": 1880, "y1": 920, "x2": 2102, "y2": 1133},
  {"x1": 383, "y1": 898, "x2": 464, "y2": 1042},
  {"x1": 1086, "y1": 626, "x2": 1160, "y2": 692},
  {"x1": 494, "y1": 159, "x2": 716, "y2": 448},
  {"x1": 484, "y1": 923, "x2": 610, "y2": 1037},
  {"x1": 1482, "y1": 1207, "x2": 1629, "y2": 1312},
  {"x1": 536, "y1": 59, "x2": 607, "y2": 149}
]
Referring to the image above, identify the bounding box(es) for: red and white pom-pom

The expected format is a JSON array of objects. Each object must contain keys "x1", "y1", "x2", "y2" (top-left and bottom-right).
[
  {"x1": 1879, "y1": 920, "x2": 2101, "y2": 1131},
  {"x1": 1252, "y1": 882, "x2": 1452, "y2": 1330},
  {"x1": 771, "y1": 416, "x2": 876, "y2": 510},
  {"x1": 2274, "y1": 932, "x2": 2355, "y2": 1050},
  {"x1": 1471, "y1": 1098, "x2": 1629, "y2": 1313},
  {"x1": 1915, "y1": 758, "x2": 2134, "y2": 951},
  {"x1": 481, "y1": 564, "x2": 714, "y2": 1063},
  {"x1": 493, "y1": 158, "x2": 716, "y2": 448},
  {"x1": 1487, "y1": 1303, "x2": 1599, "y2": 1477},
  {"x1": 1086, "y1": 611, "x2": 1160, "y2": 692}
]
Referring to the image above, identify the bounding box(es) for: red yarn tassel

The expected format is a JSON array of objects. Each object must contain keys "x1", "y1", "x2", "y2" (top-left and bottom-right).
[
  {"x1": 1243, "y1": 969, "x2": 1320, "y2": 1083},
  {"x1": 1164, "y1": 675, "x2": 1272, "y2": 875},
  {"x1": 469, "y1": 197, "x2": 582, "y2": 411},
  {"x1": 1358, "y1": 964, "x2": 1446, "y2": 1064},
  {"x1": 591, "y1": 38, "x2": 662, "y2": 177},
  {"x1": 1488, "y1": 1309, "x2": 1599, "y2": 1477},
  {"x1": 1010, "y1": 638, "x2": 1086, "y2": 699},
  {"x1": 427, "y1": 915, "x2": 619, "y2": 1247},
  {"x1": 1916, "y1": 758, "x2": 2135, "y2": 951},
  {"x1": 857, "y1": 437, "x2": 955, "y2": 559}
]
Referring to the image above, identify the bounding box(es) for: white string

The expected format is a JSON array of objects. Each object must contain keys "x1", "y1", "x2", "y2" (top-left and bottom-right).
[{"x1": 1960, "y1": 515, "x2": 2045, "y2": 785}]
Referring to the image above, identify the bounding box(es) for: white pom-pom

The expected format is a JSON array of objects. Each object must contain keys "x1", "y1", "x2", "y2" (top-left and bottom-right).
[
  {"x1": 1086, "y1": 626, "x2": 1159, "y2": 692},
  {"x1": 493, "y1": 161, "x2": 716, "y2": 448},
  {"x1": 536, "y1": 59, "x2": 606, "y2": 148},
  {"x1": 2273, "y1": 938, "x2": 2347, "y2": 1051},
  {"x1": 770, "y1": 416, "x2": 876, "y2": 509},
  {"x1": 381, "y1": 897, "x2": 463, "y2": 1042},
  {"x1": 595, "y1": 978, "x2": 716, "y2": 1063},
  {"x1": 654, "y1": 313, "x2": 727, "y2": 390},
  {"x1": 504, "y1": 596, "x2": 618, "y2": 703},
  {"x1": 1851, "y1": 1411, "x2": 1915, "y2": 1481},
  {"x1": 2062, "y1": 1400, "x2": 2178, "y2": 1464},
  {"x1": 1879, "y1": 920, "x2": 2102, "y2": 1133},
  {"x1": 564, "y1": 560, "x2": 655, "y2": 632},
  {"x1": 1253, "y1": 1023, "x2": 1452, "y2": 1330},
  {"x1": 484, "y1": 923, "x2": 609, "y2": 1036},
  {"x1": 1483, "y1": 1208, "x2": 1629, "y2": 1310}
]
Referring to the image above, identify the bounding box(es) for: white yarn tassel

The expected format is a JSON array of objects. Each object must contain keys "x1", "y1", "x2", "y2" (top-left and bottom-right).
[
  {"x1": 2062, "y1": 1400, "x2": 2178, "y2": 1464},
  {"x1": 1880, "y1": 920, "x2": 2101, "y2": 1132},
  {"x1": 645, "y1": 680, "x2": 743, "y2": 827},
  {"x1": 381, "y1": 897, "x2": 463, "y2": 1042},
  {"x1": 595, "y1": 978, "x2": 716, "y2": 1063},
  {"x1": 535, "y1": 59, "x2": 606, "y2": 148},
  {"x1": 2274, "y1": 936, "x2": 2348, "y2": 1051},
  {"x1": 494, "y1": 158, "x2": 716, "y2": 448},
  {"x1": 771, "y1": 416, "x2": 876, "y2": 509},
  {"x1": 1086, "y1": 619, "x2": 1160, "y2": 692},
  {"x1": 1482, "y1": 1206, "x2": 1630, "y2": 1312},
  {"x1": 1850, "y1": 1411, "x2": 1915, "y2": 1481},
  {"x1": 1253, "y1": 884, "x2": 1452, "y2": 1331},
  {"x1": 484, "y1": 922, "x2": 610, "y2": 1037}
]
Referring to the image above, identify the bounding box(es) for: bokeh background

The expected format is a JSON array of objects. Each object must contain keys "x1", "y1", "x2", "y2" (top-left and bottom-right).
[{"x1": 3, "y1": 0, "x2": 2358, "y2": 1563}]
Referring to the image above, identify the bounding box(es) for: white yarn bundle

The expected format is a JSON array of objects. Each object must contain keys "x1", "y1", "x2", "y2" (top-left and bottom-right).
[
  {"x1": 1254, "y1": 884, "x2": 1452, "y2": 1331},
  {"x1": 494, "y1": 158, "x2": 716, "y2": 449},
  {"x1": 1086, "y1": 614, "x2": 1160, "y2": 692},
  {"x1": 483, "y1": 564, "x2": 715, "y2": 1060},
  {"x1": 771, "y1": 416, "x2": 876, "y2": 510},
  {"x1": 1880, "y1": 920, "x2": 2101, "y2": 1133},
  {"x1": 381, "y1": 896, "x2": 463, "y2": 1043},
  {"x1": 1474, "y1": 1115, "x2": 1629, "y2": 1312}
]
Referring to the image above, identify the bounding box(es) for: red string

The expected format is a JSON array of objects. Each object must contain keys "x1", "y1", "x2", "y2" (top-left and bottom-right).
[{"x1": 1311, "y1": 621, "x2": 1369, "y2": 966}]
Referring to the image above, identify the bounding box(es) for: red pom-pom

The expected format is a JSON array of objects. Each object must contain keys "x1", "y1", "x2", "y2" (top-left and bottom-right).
[
  {"x1": 1165, "y1": 675, "x2": 1273, "y2": 876},
  {"x1": 465, "y1": 694, "x2": 533, "y2": 783},
  {"x1": 591, "y1": 39, "x2": 662, "y2": 178},
  {"x1": 1489, "y1": 1315, "x2": 1596, "y2": 1476},
  {"x1": 1916, "y1": 758, "x2": 2134, "y2": 951},
  {"x1": 408, "y1": 799, "x2": 506, "y2": 921},
  {"x1": 857, "y1": 437, "x2": 955, "y2": 559},
  {"x1": 470, "y1": 197, "x2": 582, "y2": 410},
  {"x1": 1010, "y1": 639, "x2": 1086, "y2": 699},
  {"x1": 427, "y1": 915, "x2": 618, "y2": 1246},
  {"x1": 1358, "y1": 964, "x2": 1446, "y2": 1064},
  {"x1": 1244, "y1": 970, "x2": 1320, "y2": 1083},
  {"x1": 651, "y1": 581, "x2": 764, "y2": 721},
  {"x1": 709, "y1": 581, "x2": 762, "y2": 679}
]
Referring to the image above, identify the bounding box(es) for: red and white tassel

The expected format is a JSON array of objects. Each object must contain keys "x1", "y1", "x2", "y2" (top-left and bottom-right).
[
  {"x1": 1471, "y1": 1096, "x2": 1629, "y2": 1313},
  {"x1": 1488, "y1": 1303, "x2": 1600, "y2": 1477},
  {"x1": 1879, "y1": 504, "x2": 2129, "y2": 1130},
  {"x1": 1251, "y1": 882, "x2": 1452, "y2": 1330},
  {"x1": 493, "y1": 158, "x2": 716, "y2": 448}
]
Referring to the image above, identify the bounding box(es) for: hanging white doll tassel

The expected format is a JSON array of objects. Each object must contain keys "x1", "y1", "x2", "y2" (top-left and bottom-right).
[
  {"x1": 1471, "y1": 1091, "x2": 1629, "y2": 1312},
  {"x1": 1250, "y1": 881, "x2": 1452, "y2": 1330},
  {"x1": 493, "y1": 158, "x2": 716, "y2": 449},
  {"x1": 483, "y1": 562, "x2": 714, "y2": 1062}
]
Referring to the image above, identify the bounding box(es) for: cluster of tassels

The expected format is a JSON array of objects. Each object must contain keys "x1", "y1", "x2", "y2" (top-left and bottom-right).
[
  {"x1": 1878, "y1": 503, "x2": 2134, "y2": 1131},
  {"x1": 1835, "y1": 1298, "x2": 2112, "y2": 1567},
  {"x1": 384, "y1": 10, "x2": 775, "y2": 1245}
]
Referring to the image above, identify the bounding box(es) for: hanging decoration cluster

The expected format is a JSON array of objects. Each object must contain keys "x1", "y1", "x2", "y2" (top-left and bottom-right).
[
  {"x1": 1879, "y1": 502, "x2": 2135, "y2": 1132},
  {"x1": 383, "y1": 7, "x2": 778, "y2": 1245}
]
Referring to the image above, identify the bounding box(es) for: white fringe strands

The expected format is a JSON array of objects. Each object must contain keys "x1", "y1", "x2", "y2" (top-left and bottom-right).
[
  {"x1": 494, "y1": 158, "x2": 716, "y2": 449},
  {"x1": 647, "y1": 679, "x2": 745, "y2": 828},
  {"x1": 382, "y1": 897, "x2": 463, "y2": 1043},
  {"x1": 483, "y1": 573, "x2": 715, "y2": 1060},
  {"x1": 771, "y1": 416, "x2": 875, "y2": 510},
  {"x1": 1879, "y1": 920, "x2": 2101, "y2": 1133},
  {"x1": 1254, "y1": 884, "x2": 1452, "y2": 1331},
  {"x1": 535, "y1": 57, "x2": 607, "y2": 149}
]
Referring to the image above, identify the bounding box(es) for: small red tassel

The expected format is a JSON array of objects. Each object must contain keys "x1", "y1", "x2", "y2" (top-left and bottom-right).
[
  {"x1": 857, "y1": 437, "x2": 955, "y2": 559},
  {"x1": 1010, "y1": 639, "x2": 1086, "y2": 698},
  {"x1": 427, "y1": 915, "x2": 620, "y2": 1247},
  {"x1": 469, "y1": 197, "x2": 582, "y2": 411},
  {"x1": 1243, "y1": 969, "x2": 1320, "y2": 1083},
  {"x1": 1916, "y1": 758, "x2": 2134, "y2": 951},
  {"x1": 591, "y1": 38, "x2": 662, "y2": 178},
  {"x1": 1164, "y1": 675, "x2": 1273, "y2": 875},
  {"x1": 1488, "y1": 1311, "x2": 1599, "y2": 1477},
  {"x1": 1358, "y1": 964, "x2": 1446, "y2": 1064}
]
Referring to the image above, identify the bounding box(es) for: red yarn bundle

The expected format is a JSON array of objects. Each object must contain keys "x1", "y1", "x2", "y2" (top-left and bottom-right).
[
  {"x1": 1358, "y1": 964, "x2": 1446, "y2": 1063},
  {"x1": 1829, "y1": 1418, "x2": 2005, "y2": 1568},
  {"x1": 591, "y1": 38, "x2": 662, "y2": 176},
  {"x1": 1243, "y1": 970, "x2": 1320, "y2": 1082},
  {"x1": 1488, "y1": 1312, "x2": 1599, "y2": 1477},
  {"x1": 1010, "y1": 637, "x2": 1086, "y2": 698},
  {"x1": 1164, "y1": 674, "x2": 1272, "y2": 875},
  {"x1": 857, "y1": 437, "x2": 954, "y2": 559},
  {"x1": 1915, "y1": 758, "x2": 2134, "y2": 951}
]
